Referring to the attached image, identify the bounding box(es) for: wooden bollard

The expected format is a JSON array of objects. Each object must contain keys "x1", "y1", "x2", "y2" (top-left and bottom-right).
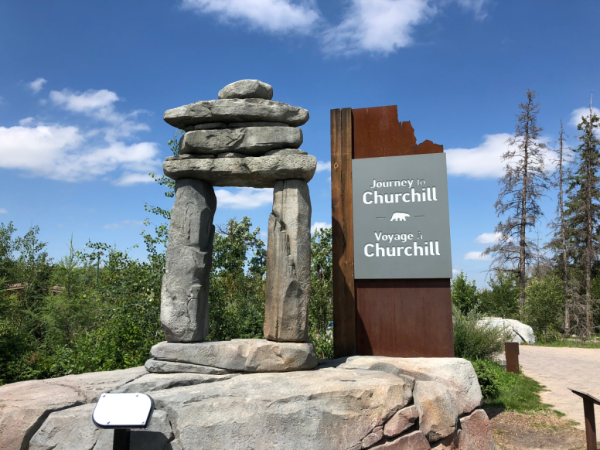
[{"x1": 569, "y1": 388, "x2": 599, "y2": 450}]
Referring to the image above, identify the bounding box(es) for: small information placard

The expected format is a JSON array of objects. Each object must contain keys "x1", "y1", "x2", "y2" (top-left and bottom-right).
[{"x1": 352, "y1": 153, "x2": 452, "y2": 279}]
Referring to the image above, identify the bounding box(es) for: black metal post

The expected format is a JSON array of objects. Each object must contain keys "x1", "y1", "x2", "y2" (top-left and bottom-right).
[{"x1": 113, "y1": 429, "x2": 130, "y2": 450}]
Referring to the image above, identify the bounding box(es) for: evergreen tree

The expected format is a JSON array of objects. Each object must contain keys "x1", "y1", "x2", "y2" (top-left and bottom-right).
[
  {"x1": 564, "y1": 102, "x2": 600, "y2": 337},
  {"x1": 485, "y1": 90, "x2": 550, "y2": 312},
  {"x1": 547, "y1": 121, "x2": 573, "y2": 335}
]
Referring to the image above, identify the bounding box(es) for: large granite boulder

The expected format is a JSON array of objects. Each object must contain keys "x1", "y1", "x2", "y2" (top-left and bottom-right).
[
  {"x1": 164, "y1": 99, "x2": 309, "y2": 129},
  {"x1": 4, "y1": 357, "x2": 498, "y2": 450},
  {"x1": 179, "y1": 127, "x2": 302, "y2": 156},
  {"x1": 162, "y1": 153, "x2": 317, "y2": 188},
  {"x1": 339, "y1": 356, "x2": 482, "y2": 416},
  {"x1": 161, "y1": 179, "x2": 216, "y2": 342},
  {"x1": 477, "y1": 317, "x2": 536, "y2": 344},
  {"x1": 264, "y1": 179, "x2": 312, "y2": 342},
  {"x1": 0, "y1": 367, "x2": 147, "y2": 450},
  {"x1": 218, "y1": 80, "x2": 273, "y2": 100}
]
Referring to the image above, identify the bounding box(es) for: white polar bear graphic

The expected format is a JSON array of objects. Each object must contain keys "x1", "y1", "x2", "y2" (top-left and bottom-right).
[{"x1": 390, "y1": 212, "x2": 410, "y2": 221}]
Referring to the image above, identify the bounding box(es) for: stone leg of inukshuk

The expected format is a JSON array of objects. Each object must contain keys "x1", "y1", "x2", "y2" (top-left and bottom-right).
[
  {"x1": 264, "y1": 179, "x2": 312, "y2": 342},
  {"x1": 161, "y1": 178, "x2": 216, "y2": 342}
]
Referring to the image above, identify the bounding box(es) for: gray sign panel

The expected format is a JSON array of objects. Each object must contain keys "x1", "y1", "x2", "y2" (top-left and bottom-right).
[{"x1": 352, "y1": 153, "x2": 452, "y2": 279}]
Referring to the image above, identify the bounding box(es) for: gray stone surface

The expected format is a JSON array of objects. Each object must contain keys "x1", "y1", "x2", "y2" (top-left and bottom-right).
[
  {"x1": 184, "y1": 122, "x2": 227, "y2": 131},
  {"x1": 161, "y1": 179, "x2": 216, "y2": 342},
  {"x1": 0, "y1": 367, "x2": 147, "y2": 450},
  {"x1": 150, "y1": 367, "x2": 412, "y2": 450},
  {"x1": 4, "y1": 356, "x2": 497, "y2": 450},
  {"x1": 216, "y1": 152, "x2": 244, "y2": 158},
  {"x1": 362, "y1": 426, "x2": 383, "y2": 448},
  {"x1": 163, "y1": 98, "x2": 309, "y2": 129},
  {"x1": 339, "y1": 356, "x2": 482, "y2": 416},
  {"x1": 114, "y1": 373, "x2": 237, "y2": 393},
  {"x1": 371, "y1": 431, "x2": 431, "y2": 449},
  {"x1": 413, "y1": 381, "x2": 458, "y2": 442},
  {"x1": 228, "y1": 121, "x2": 289, "y2": 128},
  {"x1": 163, "y1": 154, "x2": 317, "y2": 188},
  {"x1": 179, "y1": 127, "x2": 302, "y2": 156},
  {"x1": 145, "y1": 359, "x2": 232, "y2": 375},
  {"x1": 29, "y1": 405, "x2": 175, "y2": 450},
  {"x1": 264, "y1": 148, "x2": 307, "y2": 156},
  {"x1": 165, "y1": 154, "x2": 215, "y2": 161},
  {"x1": 264, "y1": 179, "x2": 312, "y2": 342},
  {"x1": 456, "y1": 409, "x2": 497, "y2": 450},
  {"x1": 150, "y1": 339, "x2": 317, "y2": 372},
  {"x1": 384, "y1": 405, "x2": 418, "y2": 438},
  {"x1": 218, "y1": 80, "x2": 273, "y2": 100}
]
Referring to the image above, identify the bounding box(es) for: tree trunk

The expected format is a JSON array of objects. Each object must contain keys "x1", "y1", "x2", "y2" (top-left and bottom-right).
[
  {"x1": 519, "y1": 129, "x2": 530, "y2": 312},
  {"x1": 585, "y1": 135, "x2": 593, "y2": 337},
  {"x1": 559, "y1": 126, "x2": 570, "y2": 336}
]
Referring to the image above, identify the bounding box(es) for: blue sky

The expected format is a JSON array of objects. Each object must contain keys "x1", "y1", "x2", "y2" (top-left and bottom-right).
[{"x1": 1, "y1": 0, "x2": 599, "y2": 287}]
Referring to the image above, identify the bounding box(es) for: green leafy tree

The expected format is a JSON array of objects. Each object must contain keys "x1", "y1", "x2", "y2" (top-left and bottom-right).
[
  {"x1": 451, "y1": 271, "x2": 479, "y2": 314},
  {"x1": 478, "y1": 271, "x2": 520, "y2": 319},
  {"x1": 524, "y1": 276, "x2": 564, "y2": 341},
  {"x1": 308, "y1": 227, "x2": 333, "y2": 359}
]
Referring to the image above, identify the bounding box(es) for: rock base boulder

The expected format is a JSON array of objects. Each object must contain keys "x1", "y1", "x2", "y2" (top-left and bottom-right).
[
  {"x1": 2, "y1": 357, "x2": 498, "y2": 450},
  {"x1": 149, "y1": 339, "x2": 318, "y2": 373}
]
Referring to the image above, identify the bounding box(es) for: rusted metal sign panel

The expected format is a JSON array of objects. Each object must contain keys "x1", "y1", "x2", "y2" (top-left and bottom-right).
[{"x1": 331, "y1": 105, "x2": 454, "y2": 358}]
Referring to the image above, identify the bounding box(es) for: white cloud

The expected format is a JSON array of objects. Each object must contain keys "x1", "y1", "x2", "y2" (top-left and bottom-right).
[
  {"x1": 323, "y1": 0, "x2": 437, "y2": 55},
  {"x1": 49, "y1": 89, "x2": 147, "y2": 140},
  {"x1": 316, "y1": 160, "x2": 331, "y2": 172},
  {"x1": 215, "y1": 187, "x2": 273, "y2": 209},
  {"x1": 452, "y1": 0, "x2": 489, "y2": 19},
  {"x1": 446, "y1": 133, "x2": 511, "y2": 178},
  {"x1": 181, "y1": 0, "x2": 320, "y2": 33},
  {"x1": 464, "y1": 251, "x2": 491, "y2": 261},
  {"x1": 28, "y1": 78, "x2": 47, "y2": 94},
  {"x1": 570, "y1": 106, "x2": 600, "y2": 128},
  {"x1": 452, "y1": 269, "x2": 460, "y2": 274},
  {"x1": 115, "y1": 173, "x2": 154, "y2": 186},
  {"x1": 0, "y1": 208, "x2": 7, "y2": 213},
  {"x1": 311, "y1": 222, "x2": 331, "y2": 234},
  {"x1": 50, "y1": 89, "x2": 118, "y2": 115},
  {"x1": 0, "y1": 123, "x2": 160, "y2": 184},
  {"x1": 475, "y1": 232, "x2": 501, "y2": 244},
  {"x1": 103, "y1": 220, "x2": 144, "y2": 230},
  {"x1": 19, "y1": 117, "x2": 35, "y2": 126}
]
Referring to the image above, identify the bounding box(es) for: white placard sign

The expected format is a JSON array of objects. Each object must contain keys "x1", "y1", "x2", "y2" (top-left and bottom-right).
[{"x1": 92, "y1": 393, "x2": 154, "y2": 429}]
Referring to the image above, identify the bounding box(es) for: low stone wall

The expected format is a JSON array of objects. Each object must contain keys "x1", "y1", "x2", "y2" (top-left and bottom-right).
[{"x1": 0, "y1": 356, "x2": 496, "y2": 450}]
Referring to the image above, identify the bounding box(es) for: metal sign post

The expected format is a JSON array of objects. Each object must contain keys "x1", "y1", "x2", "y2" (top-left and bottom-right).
[{"x1": 92, "y1": 393, "x2": 154, "y2": 450}]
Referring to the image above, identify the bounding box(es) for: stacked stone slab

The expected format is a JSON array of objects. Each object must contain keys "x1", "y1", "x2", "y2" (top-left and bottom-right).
[{"x1": 153, "y1": 80, "x2": 317, "y2": 373}]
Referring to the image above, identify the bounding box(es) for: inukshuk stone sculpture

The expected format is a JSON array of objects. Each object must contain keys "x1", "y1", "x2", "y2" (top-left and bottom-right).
[{"x1": 147, "y1": 80, "x2": 318, "y2": 373}]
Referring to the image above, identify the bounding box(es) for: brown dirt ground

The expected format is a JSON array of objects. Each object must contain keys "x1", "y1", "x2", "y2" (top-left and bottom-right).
[{"x1": 485, "y1": 408, "x2": 599, "y2": 450}]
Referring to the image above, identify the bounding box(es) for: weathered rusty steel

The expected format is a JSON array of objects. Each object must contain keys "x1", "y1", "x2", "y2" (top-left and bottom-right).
[{"x1": 505, "y1": 342, "x2": 520, "y2": 374}]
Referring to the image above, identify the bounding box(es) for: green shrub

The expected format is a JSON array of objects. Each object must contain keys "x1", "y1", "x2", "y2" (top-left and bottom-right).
[
  {"x1": 478, "y1": 271, "x2": 520, "y2": 318},
  {"x1": 451, "y1": 271, "x2": 479, "y2": 314},
  {"x1": 471, "y1": 359, "x2": 502, "y2": 399},
  {"x1": 524, "y1": 276, "x2": 564, "y2": 341},
  {"x1": 453, "y1": 305, "x2": 512, "y2": 361}
]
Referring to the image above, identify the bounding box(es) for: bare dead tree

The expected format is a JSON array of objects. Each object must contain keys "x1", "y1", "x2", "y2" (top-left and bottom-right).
[
  {"x1": 485, "y1": 90, "x2": 550, "y2": 313},
  {"x1": 564, "y1": 100, "x2": 600, "y2": 337}
]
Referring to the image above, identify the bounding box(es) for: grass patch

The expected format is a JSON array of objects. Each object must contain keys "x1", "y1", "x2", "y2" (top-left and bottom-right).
[
  {"x1": 533, "y1": 338, "x2": 600, "y2": 349},
  {"x1": 473, "y1": 360, "x2": 549, "y2": 412}
]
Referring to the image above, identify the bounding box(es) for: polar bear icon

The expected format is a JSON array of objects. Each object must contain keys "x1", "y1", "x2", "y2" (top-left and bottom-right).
[{"x1": 390, "y1": 212, "x2": 410, "y2": 221}]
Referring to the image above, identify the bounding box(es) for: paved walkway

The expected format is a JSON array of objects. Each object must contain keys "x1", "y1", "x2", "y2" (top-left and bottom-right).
[{"x1": 519, "y1": 345, "x2": 600, "y2": 430}]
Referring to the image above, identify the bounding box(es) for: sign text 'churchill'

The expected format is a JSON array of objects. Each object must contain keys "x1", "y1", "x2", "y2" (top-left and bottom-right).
[{"x1": 352, "y1": 153, "x2": 452, "y2": 279}]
